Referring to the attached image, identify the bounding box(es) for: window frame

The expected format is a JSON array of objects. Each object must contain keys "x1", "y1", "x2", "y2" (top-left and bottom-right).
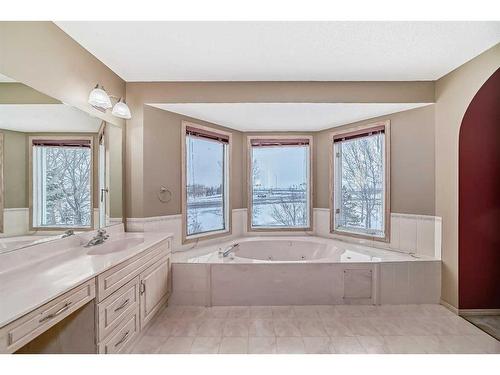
[
  {"x1": 29, "y1": 135, "x2": 95, "y2": 231},
  {"x1": 181, "y1": 121, "x2": 232, "y2": 244},
  {"x1": 329, "y1": 120, "x2": 391, "y2": 242},
  {"x1": 247, "y1": 134, "x2": 313, "y2": 232}
]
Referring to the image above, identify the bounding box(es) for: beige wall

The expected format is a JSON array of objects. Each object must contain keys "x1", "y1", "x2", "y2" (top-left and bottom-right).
[
  {"x1": 141, "y1": 104, "x2": 436, "y2": 218},
  {"x1": 1, "y1": 129, "x2": 27, "y2": 208},
  {"x1": 434, "y1": 43, "x2": 500, "y2": 309},
  {"x1": 0, "y1": 22, "x2": 125, "y2": 127},
  {"x1": 142, "y1": 105, "x2": 244, "y2": 217},
  {"x1": 126, "y1": 81, "x2": 435, "y2": 218},
  {"x1": 0, "y1": 83, "x2": 61, "y2": 104},
  {"x1": 315, "y1": 105, "x2": 436, "y2": 215}
]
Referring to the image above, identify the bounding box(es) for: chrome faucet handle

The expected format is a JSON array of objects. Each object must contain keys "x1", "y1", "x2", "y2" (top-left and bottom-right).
[{"x1": 62, "y1": 229, "x2": 74, "y2": 237}]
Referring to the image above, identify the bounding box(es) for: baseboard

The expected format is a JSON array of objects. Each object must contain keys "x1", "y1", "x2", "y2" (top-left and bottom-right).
[
  {"x1": 459, "y1": 309, "x2": 500, "y2": 316},
  {"x1": 440, "y1": 299, "x2": 459, "y2": 315}
]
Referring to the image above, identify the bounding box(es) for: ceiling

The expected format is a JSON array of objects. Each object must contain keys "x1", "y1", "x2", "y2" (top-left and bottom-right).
[
  {"x1": 151, "y1": 103, "x2": 431, "y2": 131},
  {"x1": 0, "y1": 104, "x2": 102, "y2": 133},
  {"x1": 55, "y1": 21, "x2": 500, "y2": 82}
]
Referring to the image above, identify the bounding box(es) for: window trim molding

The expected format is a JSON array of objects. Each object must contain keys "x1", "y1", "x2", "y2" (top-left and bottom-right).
[
  {"x1": 247, "y1": 134, "x2": 314, "y2": 232},
  {"x1": 328, "y1": 120, "x2": 391, "y2": 242},
  {"x1": 29, "y1": 134, "x2": 95, "y2": 231},
  {"x1": 181, "y1": 121, "x2": 232, "y2": 244}
]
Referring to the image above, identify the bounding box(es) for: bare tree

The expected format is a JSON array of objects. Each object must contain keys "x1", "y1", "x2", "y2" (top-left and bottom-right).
[
  {"x1": 338, "y1": 134, "x2": 383, "y2": 231},
  {"x1": 44, "y1": 146, "x2": 91, "y2": 226},
  {"x1": 269, "y1": 187, "x2": 307, "y2": 227}
]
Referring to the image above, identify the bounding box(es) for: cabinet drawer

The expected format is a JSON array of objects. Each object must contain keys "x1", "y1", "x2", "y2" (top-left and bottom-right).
[
  {"x1": 98, "y1": 308, "x2": 139, "y2": 354},
  {"x1": 97, "y1": 277, "x2": 139, "y2": 341},
  {"x1": 97, "y1": 239, "x2": 171, "y2": 302},
  {"x1": 0, "y1": 279, "x2": 95, "y2": 353}
]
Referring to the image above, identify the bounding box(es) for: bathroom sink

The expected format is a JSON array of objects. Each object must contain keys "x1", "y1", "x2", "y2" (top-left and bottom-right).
[{"x1": 86, "y1": 237, "x2": 145, "y2": 255}]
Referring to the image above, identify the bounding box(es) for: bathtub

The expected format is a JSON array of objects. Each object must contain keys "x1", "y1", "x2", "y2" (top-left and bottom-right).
[{"x1": 171, "y1": 236, "x2": 441, "y2": 306}]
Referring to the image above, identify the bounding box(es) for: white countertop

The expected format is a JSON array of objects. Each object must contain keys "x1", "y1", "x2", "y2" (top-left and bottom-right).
[{"x1": 0, "y1": 231, "x2": 172, "y2": 328}]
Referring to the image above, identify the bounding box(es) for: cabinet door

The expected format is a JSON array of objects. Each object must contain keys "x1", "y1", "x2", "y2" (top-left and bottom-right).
[{"x1": 139, "y1": 256, "x2": 170, "y2": 329}]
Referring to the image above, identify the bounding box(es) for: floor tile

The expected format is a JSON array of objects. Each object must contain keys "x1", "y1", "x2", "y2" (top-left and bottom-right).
[
  {"x1": 294, "y1": 306, "x2": 320, "y2": 319},
  {"x1": 323, "y1": 320, "x2": 354, "y2": 337},
  {"x1": 170, "y1": 320, "x2": 199, "y2": 337},
  {"x1": 250, "y1": 306, "x2": 273, "y2": 319},
  {"x1": 330, "y1": 336, "x2": 366, "y2": 354},
  {"x1": 191, "y1": 337, "x2": 221, "y2": 354},
  {"x1": 133, "y1": 304, "x2": 500, "y2": 354},
  {"x1": 272, "y1": 306, "x2": 296, "y2": 319},
  {"x1": 223, "y1": 319, "x2": 249, "y2": 337},
  {"x1": 206, "y1": 306, "x2": 231, "y2": 318},
  {"x1": 303, "y1": 337, "x2": 332, "y2": 354},
  {"x1": 384, "y1": 336, "x2": 424, "y2": 354},
  {"x1": 296, "y1": 319, "x2": 328, "y2": 336},
  {"x1": 157, "y1": 337, "x2": 194, "y2": 354},
  {"x1": 228, "y1": 306, "x2": 251, "y2": 319},
  {"x1": 219, "y1": 337, "x2": 248, "y2": 354},
  {"x1": 343, "y1": 318, "x2": 380, "y2": 336},
  {"x1": 197, "y1": 319, "x2": 225, "y2": 337},
  {"x1": 144, "y1": 317, "x2": 176, "y2": 337},
  {"x1": 249, "y1": 319, "x2": 275, "y2": 337},
  {"x1": 274, "y1": 319, "x2": 301, "y2": 337},
  {"x1": 276, "y1": 337, "x2": 305, "y2": 354},
  {"x1": 129, "y1": 335, "x2": 167, "y2": 354},
  {"x1": 356, "y1": 335, "x2": 388, "y2": 354},
  {"x1": 249, "y1": 337, "x2": 277, "y2": 354}
]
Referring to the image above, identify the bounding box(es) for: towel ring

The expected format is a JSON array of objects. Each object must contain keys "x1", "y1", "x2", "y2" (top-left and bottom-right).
[{"x1": 157, "y1": 185, "x2": 172, "y2": 203}]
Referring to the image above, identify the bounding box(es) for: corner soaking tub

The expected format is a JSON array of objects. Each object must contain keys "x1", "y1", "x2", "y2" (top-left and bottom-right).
[{"x1": 171, "y1": 236, "x2": 441, "y2": 306}]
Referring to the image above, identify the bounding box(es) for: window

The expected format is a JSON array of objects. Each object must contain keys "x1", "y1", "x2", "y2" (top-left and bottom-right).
[
  {"x1": 31, "y1": 137, "x2": 93, "y2": 229},
  {"x1": 249, "y1": 136, "x2": 312, "y2": 230},
  {"x1": 331, "y1": 121, "x2": 390, "y2": 240},
  {"x1": 182, "y1": 123, "x2": 230, "y2": 241}
]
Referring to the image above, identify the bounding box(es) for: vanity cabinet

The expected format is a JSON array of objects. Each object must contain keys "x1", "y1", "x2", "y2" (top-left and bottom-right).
[
  {"x1": 139, "y1": 257, "x2": 170, "y2": 329},
  {"x1": 95, "y1": 237, "x2": 171, "y2": 353},
  {"x1": 0, "y1": 235, "x2": 172, "y2": 354}
]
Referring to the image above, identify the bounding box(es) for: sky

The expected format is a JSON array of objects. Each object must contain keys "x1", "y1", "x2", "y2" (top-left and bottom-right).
[
  {"x1": 252, "y1": 146, "x2": 309, "y2": 188},
  {"x1": 186, "y1": 136, "x2": 309, "y2": 189}
]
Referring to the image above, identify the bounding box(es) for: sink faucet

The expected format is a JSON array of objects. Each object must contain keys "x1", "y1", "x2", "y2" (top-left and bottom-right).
[
  {"x1": 84, "y1": 229, "x2": 109, "y2": 247},
  {"x1": 61, "y1": 229, "x2": 74, "y2": 238}
]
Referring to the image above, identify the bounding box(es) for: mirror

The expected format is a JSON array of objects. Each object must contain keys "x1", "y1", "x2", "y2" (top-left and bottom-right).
[
  {"x1": 98, "y1": 122, "x2": 123, "y2": 228},
  {"x1": 0, "y1": 72, "x2": 124, "y2": 253}
]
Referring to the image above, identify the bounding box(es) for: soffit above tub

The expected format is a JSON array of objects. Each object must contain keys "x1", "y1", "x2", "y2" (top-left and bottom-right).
[
  {"x1": 55, "y1": 21, "x2": 500, "y2": 82},
  {"x1": 0, "y1": 104, "x2": 102, "y2": 133},
  {"x1": 150, "y1": 103, "x2": 431, "y2": 132}
]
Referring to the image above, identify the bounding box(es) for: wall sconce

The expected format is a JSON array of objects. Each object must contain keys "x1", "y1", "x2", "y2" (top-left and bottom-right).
[{"x1": 88, "y1": 84, "x2": 132, "y2": 119}]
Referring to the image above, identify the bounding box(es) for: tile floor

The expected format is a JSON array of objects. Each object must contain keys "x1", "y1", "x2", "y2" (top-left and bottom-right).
[
  {"x1": 128, "y1": 305, "x2": 500, "y2": 354},
  {"x1": 464, "y1": 315, "x2": 500, "y2": 341}
]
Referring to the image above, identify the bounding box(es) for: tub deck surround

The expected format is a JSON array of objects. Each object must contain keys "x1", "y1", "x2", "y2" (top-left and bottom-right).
[
  {"x1": 128, "y1": 209, "x2": 442, "y2": 259},
  {"x1": 170, "y1": 236, "x2": 441, "y2": 307},
  {"x1": 0, "y1": 229, "x2": 173, "y2": 328}
]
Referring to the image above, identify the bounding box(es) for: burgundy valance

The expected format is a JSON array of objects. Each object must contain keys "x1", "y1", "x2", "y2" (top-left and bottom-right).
[
  {"x1": 250, "y1": 138, "x2": 310, "y2": 147},
  {"x1": 186, "y1": 126, "x2": 230, "y2": 144},
  {"x1": 32, "y1": 139, "x2": 92, "y2": 148},
  {"x1": 333, "y1": 126, "x2": 385, "y2": 143}
]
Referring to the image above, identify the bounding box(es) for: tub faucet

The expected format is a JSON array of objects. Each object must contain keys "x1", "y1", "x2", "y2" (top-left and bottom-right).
[
  {"x1": 84, "y1": 229, "x2": 109, "y2": 247},
  {"x1": 220, "y1": 243, "x2": 239, "y2": 257}
]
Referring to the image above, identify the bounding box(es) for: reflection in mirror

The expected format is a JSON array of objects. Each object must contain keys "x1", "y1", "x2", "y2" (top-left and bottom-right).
[
  {"x1": 98, "y1": 122, "x2": 123, "y2": 228},
  {"x1": 0, "y1": 73, "x2": 123, "y2": 253}
]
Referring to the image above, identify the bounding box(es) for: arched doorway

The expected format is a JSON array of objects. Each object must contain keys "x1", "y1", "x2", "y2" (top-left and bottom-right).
[{"x1": 459, "y1": 67, "x2": 500, "y2": 338}]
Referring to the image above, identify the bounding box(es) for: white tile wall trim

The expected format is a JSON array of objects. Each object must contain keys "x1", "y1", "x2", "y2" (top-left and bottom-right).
[
  {"x1": 2, "y1": 208, "x2": 100, "y2": 237},
  {"x1": 127, "y1": 208, "x2": 442, "y2": 259}
]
